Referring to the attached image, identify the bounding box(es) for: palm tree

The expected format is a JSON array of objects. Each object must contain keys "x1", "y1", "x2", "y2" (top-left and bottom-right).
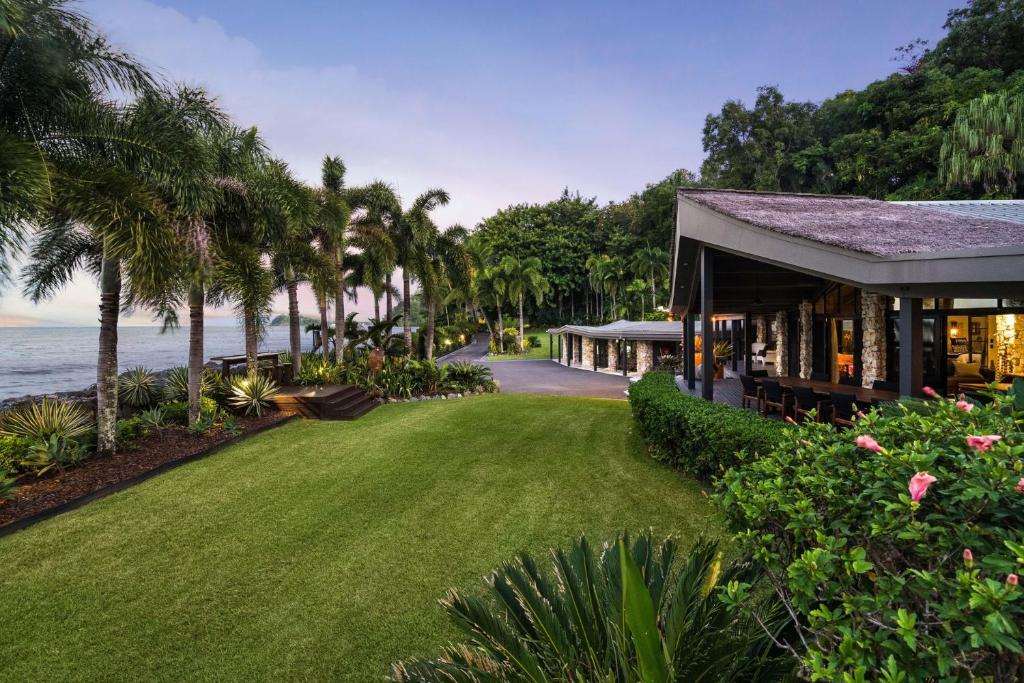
[
  {"x1": 412, "y1": 224, "x2": 470, "y2": 359},
  {"x1": 316, "y1": 155, "x2": 355, "y2": 364},
  {"x1": 630, "y1": 245, "x2": 669, "y2": 310},
  {"x1": 0, "y1": 0, "x2": 153, "y2": 288},
  {"x1": 270, "y1": 209, "x2": 328, "y2": 375},
  {"x1": 586, "y1": 253, "x2": 607, "y2": 320},
  {"x1": 499, "y1": 255, "x2": 549, "y2": 351}
]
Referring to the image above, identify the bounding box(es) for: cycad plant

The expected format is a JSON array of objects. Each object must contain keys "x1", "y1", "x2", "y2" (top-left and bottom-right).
[
  {"x1": 228, "y1": 374, "x2": 279, "y2": 416},
  {"x1": 0, "y1": 399, "x2": 94, "y2": 441},
  {"x1": 391, "y1": 534, "x2": 793, "y2": 682}
]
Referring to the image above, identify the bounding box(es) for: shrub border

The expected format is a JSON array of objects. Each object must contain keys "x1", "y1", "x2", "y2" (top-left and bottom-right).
[{"x1": 0, "y1": 415, "x2": 298, "y2": 539}]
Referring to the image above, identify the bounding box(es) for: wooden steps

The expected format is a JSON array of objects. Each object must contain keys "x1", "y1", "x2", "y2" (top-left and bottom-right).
[{"x1": 271, "y1": 385, "x2": 378, "y2": 420}]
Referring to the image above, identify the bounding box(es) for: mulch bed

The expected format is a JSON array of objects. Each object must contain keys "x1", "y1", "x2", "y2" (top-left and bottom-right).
[{"x1": 0, "y1": 412, "x2": 291, "y2": 533}]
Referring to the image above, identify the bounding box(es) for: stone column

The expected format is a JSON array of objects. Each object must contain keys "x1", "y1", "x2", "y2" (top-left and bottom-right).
[
  {"x1": 559, "y1": 333, "x2": 568, "y2": 364},
  {"x1": 607, "y1": 338, "x2": 619, "y2": 371},
  {"x1": 775, "y1": 311, "x2": 789, "y2": 377},
  {"x1": 636, "y1": 341, "x2": 654, "y2": 374},
  {"x1": 799, "y1": 301, "x2": 813, "y2": 379},
  {"x1": 860, "y1": 291, "x2": 888, "y2": 387},
  {"x1": 755, "y1": 316, "x2": 767, "y2": 344},
  {"x1": 582, "y1": 336, "x2": 594, "y2": 367}
]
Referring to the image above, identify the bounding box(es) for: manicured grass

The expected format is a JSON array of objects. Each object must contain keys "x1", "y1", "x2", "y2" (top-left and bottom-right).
[
  {"x1": 487, "y1": 329, "x2": 555, "y2": 360},
  {"x1": 0, "y1": 394, "x2": 720, "y2": 681}
]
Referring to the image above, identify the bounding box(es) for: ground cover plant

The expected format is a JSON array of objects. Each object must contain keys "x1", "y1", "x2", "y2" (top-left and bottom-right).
[
  {"x1": 718, "y1": 388, "x2": 1024, "y2": 680},
  {"x1": 0, "y1": 394, "x2": 717, "y2": 681},
  {"x1": 628, "y1": 371, "x2": 784, "y2": 479},
  {"x1": 487, "y1": 330, "x2": 554, "y2": 360}
]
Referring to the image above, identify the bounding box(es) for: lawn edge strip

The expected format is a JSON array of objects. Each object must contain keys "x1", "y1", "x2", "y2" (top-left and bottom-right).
[{"x1": 0, "y1": 414, "x2": 300, "y2": 539}]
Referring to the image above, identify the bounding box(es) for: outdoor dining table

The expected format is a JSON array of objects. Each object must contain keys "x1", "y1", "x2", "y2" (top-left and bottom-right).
[
  {"x1": 210, "y1": 352, "x2": 281, "y2": 380},
  {"x1": 755, "y1": 376, "x2": 899, "y2": 405},
  {"x1": 958, "y1": 382, "x2": 1012, "y2": 394}
]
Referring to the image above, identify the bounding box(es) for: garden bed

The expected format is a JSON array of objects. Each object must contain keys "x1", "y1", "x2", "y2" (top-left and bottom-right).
[{"x1": 0, "y1": 411, "x2": 290, "y2": 533}]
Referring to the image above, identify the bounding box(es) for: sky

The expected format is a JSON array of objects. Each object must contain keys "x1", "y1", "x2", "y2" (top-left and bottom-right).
[{"x1": 0, "y1": 0, "x2": 962, "y2": 326}]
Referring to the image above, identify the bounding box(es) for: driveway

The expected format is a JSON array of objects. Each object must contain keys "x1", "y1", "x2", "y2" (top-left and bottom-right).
[{"x1": 439, "y1": 335, "x2": 631, "y2": 400}]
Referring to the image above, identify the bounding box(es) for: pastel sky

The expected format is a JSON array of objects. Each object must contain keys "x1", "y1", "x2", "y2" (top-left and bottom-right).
[{"x1": 0, "y1": 0, "x2": 960, "y2": 326}]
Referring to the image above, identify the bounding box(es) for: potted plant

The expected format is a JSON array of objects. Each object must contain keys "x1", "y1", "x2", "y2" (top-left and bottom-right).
[{"x1": 712, "y1": 340, "x2": 733, "y2": 380}]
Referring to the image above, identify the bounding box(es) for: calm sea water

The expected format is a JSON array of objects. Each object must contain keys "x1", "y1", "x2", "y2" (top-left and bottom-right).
[{"x1": 0, "y1": 325, "x2": 312, "y2": 400}]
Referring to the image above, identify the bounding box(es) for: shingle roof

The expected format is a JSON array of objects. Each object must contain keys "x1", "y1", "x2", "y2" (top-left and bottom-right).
[
  {"x1": 895, "y1": 200, "x2": 1024, "y2": 225},
  {"x1": 678, "y1": 189, "x2": 1024, "y2": 257},
  {"x1": 547, "y1": 320, "x2": 696, "y2": 340}
]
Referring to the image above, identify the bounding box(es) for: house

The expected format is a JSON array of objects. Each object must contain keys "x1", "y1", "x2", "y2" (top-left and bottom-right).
[
  {"x1": 547, "y1": 320, "x2": 700, "y2": 375},
  {"x1": 667, "y1": 190, "x2": 1024, "y2": 400}
]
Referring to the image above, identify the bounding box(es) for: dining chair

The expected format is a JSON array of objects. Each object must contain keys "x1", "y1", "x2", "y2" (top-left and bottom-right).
[
  {"x1": 830, "y1": 392, "x2": 858, "y2": 428},
  {"x1": 739, "y1": 375, "x2": 762, "y2": 412},
  {"x1": 793, "y1": 386, "x2": 830, "y2": 422},
  {"x1": 760, "y1": 379, "x2": 790, "y2": 419},
  {"x1": 871, "y1": 379, "x2": 898, "y2": 393}
]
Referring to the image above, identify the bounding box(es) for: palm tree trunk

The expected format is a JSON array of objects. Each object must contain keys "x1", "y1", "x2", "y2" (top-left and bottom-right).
[
  {"x1": 188, "y1": 281, "x2": 204, "y2": 426},
  {"x1": 385, "y1": 271, "x2": 393, "y2": 318},
  {"x1": 334, "y1": 271, "x2": 346, "y2": 366},
  {"x1": 96, "y1": 240, "x2": 120, "y2": 456},
  {"x1": 287, "y1": 280, "x2": 302, "y2": 375},
  {"x1": 373, "y1": 293, "x2": 380, "y2": 320},
  {"x1": 244, "y1": 307, "x2": 259, "y2": 377},
  {"x1": 518, "y1": 294, "x2": 525, "y2": 353},
  {"x1": 425, "y1": 298, "x2": 437, "y2": 360},
  {"x1": 402, "y1": 271, "x2": 413, "y2": 355},
  {"x1": 651, "y1": 269, "x2": 657, "y2": 309},
  {"x1": 319, "y1": 299, "x2": 330, "y2": 361},
  {"x1": 497, "y1": 304, "x2": 505, "y2": 353}
]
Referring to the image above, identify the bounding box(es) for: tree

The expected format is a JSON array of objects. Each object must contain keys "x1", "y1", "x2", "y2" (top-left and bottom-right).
[
  {"x1": 940, "y1": 90, "x2": 1024, "y2": 197},
  {"x1": 412, "y1": 224, "x2": 469, "y2": 360},
  {"x1": 630, "y1": 245, "x2": 669, "y2": 310},
  {"x1": 499, "y1": 255, "x2": 549, "y2": 351},
  {"x1": 317, "y1": 155, "x2": 353, "y2": 364}
]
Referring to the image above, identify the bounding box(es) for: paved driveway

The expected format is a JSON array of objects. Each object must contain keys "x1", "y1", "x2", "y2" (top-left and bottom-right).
[{"x1": 439, "y1": 335, "x2": 630, "y2": 400}]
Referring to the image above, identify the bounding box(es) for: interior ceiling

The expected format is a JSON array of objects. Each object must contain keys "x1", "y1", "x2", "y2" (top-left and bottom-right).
[{"x1": 673, "y1": 246, "x2": 830, "y2": 315}]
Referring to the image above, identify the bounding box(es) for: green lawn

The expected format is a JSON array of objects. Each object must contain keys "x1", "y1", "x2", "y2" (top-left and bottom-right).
[
  {"x1": 0, "y1": 394, "x2": 720, "y2": 681},
  {"x1": 487, "y1": 329, "x2": 556, "y2": 360}
]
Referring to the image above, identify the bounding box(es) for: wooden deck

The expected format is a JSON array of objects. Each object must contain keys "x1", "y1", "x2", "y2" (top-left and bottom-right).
[{"x1": 271, "y1": 385, "x2": 378, "y2": 420}]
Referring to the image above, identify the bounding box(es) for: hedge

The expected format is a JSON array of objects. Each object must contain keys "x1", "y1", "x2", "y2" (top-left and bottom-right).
[{"x1": 628, "y1": 371, "x2": 784, "y2": 479}]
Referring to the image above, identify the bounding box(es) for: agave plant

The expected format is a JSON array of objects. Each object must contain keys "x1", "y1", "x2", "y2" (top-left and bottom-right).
[
  {"x1": 391, "y1": 534, "x2": 793, "y2": 682},
  {"x1": 445, "y1": 361, "x2": 492, "y2": 391},
  {"x1": 138, "y1": 406, "x2": 166, "y2": 429},
  {"x1": 228, "y1": 374, "x2": 280, "y2": 416},
  {"x1": 0, "y1": 400, "x2": 94, "y2": 441},
  {"x1": 118, "y1": 366, "x2": 159, "y2": 408},
  {"x1": 162, "y1": 366, "x2": 221, "y2": 402}
]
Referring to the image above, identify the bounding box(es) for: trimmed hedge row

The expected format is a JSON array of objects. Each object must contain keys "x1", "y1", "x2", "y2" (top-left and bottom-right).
[{"x1": 628, "y1": 371, "x2": 784, "y2": 479}]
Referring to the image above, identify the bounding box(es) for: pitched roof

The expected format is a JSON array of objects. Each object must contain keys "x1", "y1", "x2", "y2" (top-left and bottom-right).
[
  {"x1": 895, "y1": 199, "x2": 1024, "y2": 225},
  {"x1": 547, "y1": 320, "x2": 693, "y2": 340},
  {"x1": 678, "y1": 189, "x2": 1024, "y2": 257}
]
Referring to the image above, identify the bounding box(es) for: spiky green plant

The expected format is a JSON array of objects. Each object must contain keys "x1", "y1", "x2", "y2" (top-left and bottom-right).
[
  {"x1": 228, "y1": 374, "x2": 279, "y2": 416},
  {"x1": 445, "y1": 361, "x2": 493, "y2": 391},
  {"x1": 0, "y1": 400, "x2": 94, "y2": 441},
  {"x1": 391, "y1": 534, "x2": 794, "y2": 682},
  {"x1": 118, "y1": 366, "x2": 159, "y2": 408},
  {"x1": 0, "y1": 468, "x2": 17, "y2": 502},
  {"x1": 162, "y1": 366, "x2": 220, "y2": 402},
  {"x1": 138, "y1": 406, "x2": 166, "y2": 429}
]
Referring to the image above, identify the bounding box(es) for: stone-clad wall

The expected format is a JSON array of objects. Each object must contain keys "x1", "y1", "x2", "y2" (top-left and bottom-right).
[
  {"x1": 775, "y1": 311, "x2": 789, "y2": 377},
  {"x1": 860, "y1": 291, "x2": 888, "y2": 387},
  {"x1": 799, "y1": 301, "x2": 813, "y2": 379},
  {"x1": 582, "y1": 337, "x2": 594, "y2": 367},
  {"x1": 755, "y1": 316, "x2": 767, "y2": 344},
  {"x1": 994, "y1": 314, "x2": 1024, "y2": 376},
  {"x1": 607, "y1": 339, "x2": 619, "y2": 371},
  {"x1": 560, "y1": 334, "x2": 568, "y2": 364},
  {"x1": 636, "y1": 341, "x2": 654, "y2": 374}
]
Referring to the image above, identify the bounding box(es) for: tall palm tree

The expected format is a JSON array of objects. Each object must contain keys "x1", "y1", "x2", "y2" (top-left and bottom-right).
[
  {"x1": 0, "y1": 0, "x2": 153, "y2": 288},
  {"x1": 316, "y1": 155, "x2": 354, "y2": 364},
  {"x1": 412, "y1": 224, "x2": 470, "y2": 359},
  {"x1": 499, "y1": 255, "x2": 549, "y2": 351},
  {"x1": 630, "y1": 245, "x2": 669, "y2": 310}
]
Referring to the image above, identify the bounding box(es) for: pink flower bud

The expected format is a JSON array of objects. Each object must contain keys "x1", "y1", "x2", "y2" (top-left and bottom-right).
[
  {"x1": 965, "y1": 435, "x2": 1003, "y2": 453},
  {"x1": 955, "y1": 400, "x2": 974, "y2": 413},
  {"x1": 784, "y1": 415, "x2": 797, "y2": 425},
  {"x1": 856, "y1": 410, "x2": 866, "y2": 419},
  {"x1": 1016, "y1": 478, "x2": 1024, "y2": 494},
  {"x1": 855, "y1": 435, "x2": 883, "y2": 453},
  {"x1": 963, "y1": 548, "x2": 973, "y2": 567},
  {"x1": 908, "y1": 471, "x2": 937, "y2": 502},
  {"x1": 1008, "y1": 574, "x2": 1019, "y2": 587},
  {"x1": 922, "y1": 386, "x2": 939, "y2": 399}
]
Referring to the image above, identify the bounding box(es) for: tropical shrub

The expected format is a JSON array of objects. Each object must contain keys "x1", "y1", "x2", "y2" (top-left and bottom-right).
[
  {"x1": 160, "y1": 398, "x2": 217, "y2": 425},
  {"x1": 0, "y1": 400, "x2": 94, "y2": 442},
  {"x1": 295, "y1": 354, "x2": 343, "y2": 386},
  {"x1": 445, "y1": 361, "x2": 494, "y2": 392},
  {"x1": 0, "y1": 468, "x2": 16, "y2": 502},
  {"x1": 118, "y1": 366, "x2": 159, "y2": 408},
  {"x1": 406, "y1": 359, "x2": 449, "y2": 395},
  {"x1": 526, "y1": 333, "x2": 541, "y2": 348},
  {"x1": 228, "y1": 375, "x2": 279, "y2": 416},
  {"x1": 187, "y1": 412, "x2": 214, "y2": 435},
  {"x1": 115, "y1": 416, "x2": 146, "y2": 447},
  {"x1": 161, "y1": 366, "x2": 221, "y2": 402},
  {"x1": 717, "y1": 389, "x2": 1024, "y2": 681},
  {"x1": 629, "y1": 371, "x2": 783, "y2": 478},
  {"x1": 138, "y1": 406, "x2": 166, "y2": 429},
  {"x1": 391, "y1": 533, "x2": 793, "y2": 681},
  {"x1": 221, "y1": 414, "x2": 242, "y2": 437},
  {"x1": 0, "y1": 435, "x2": 34, "y2": 472},
  {"x1": 20, "y1": 435, "x2": 90, "y2": 476}
]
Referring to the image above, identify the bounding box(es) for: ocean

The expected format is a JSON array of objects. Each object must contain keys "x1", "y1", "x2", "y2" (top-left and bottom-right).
[{"x1": 0, "y1": 325, "x2": 313, "y2": 400}]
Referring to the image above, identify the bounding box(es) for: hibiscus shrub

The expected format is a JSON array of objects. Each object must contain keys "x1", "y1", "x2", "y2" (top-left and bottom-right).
[
  {"x1": 717, "y1": 390, "x2": 1024, "y2": 681},
  {"x1": 629, "y1": 371, "x2": 783, "y2": 478}
]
